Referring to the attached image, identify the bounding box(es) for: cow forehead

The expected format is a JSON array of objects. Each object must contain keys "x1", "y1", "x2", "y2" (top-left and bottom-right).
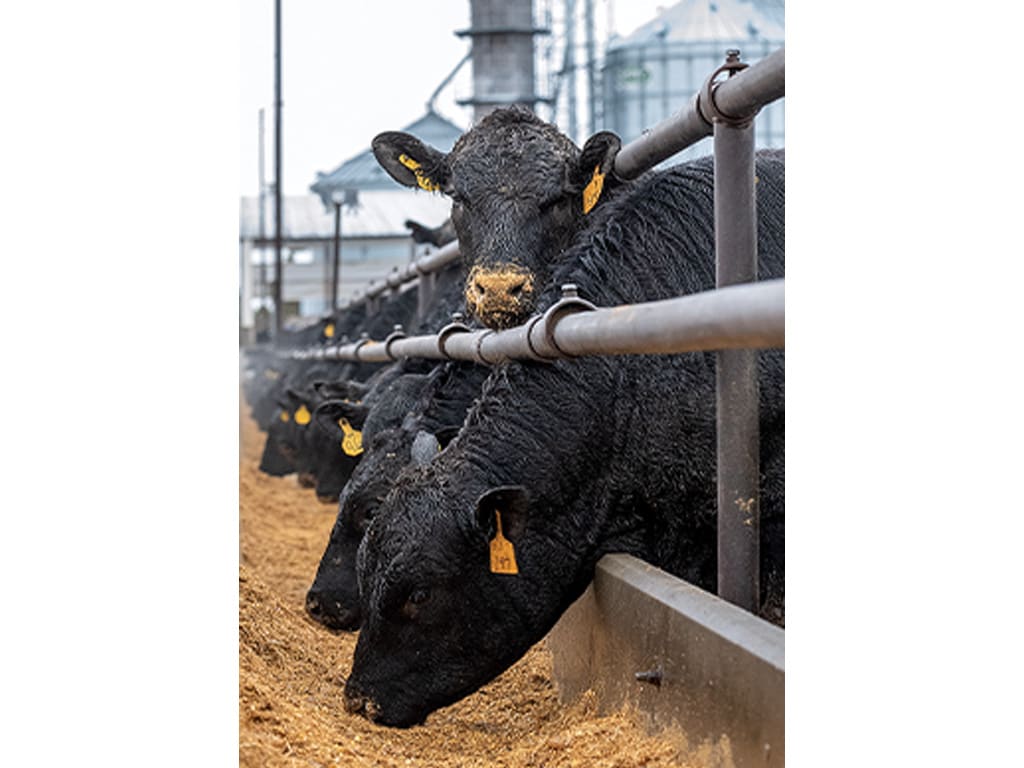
[
  {"x1": 365, "y1": 515, "x2": 463, "y2": 604},
  {"x1": 452, "y1": 112, "x2": 576, "y2": 158},
  {"x1": 448, "y1": 121, "x2": 577, "y2": 190},
  {"x1": 451, "y1": 153, "x2": 567, "y2": 197}
]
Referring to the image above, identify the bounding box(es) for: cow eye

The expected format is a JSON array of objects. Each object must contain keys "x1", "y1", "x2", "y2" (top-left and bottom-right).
[
  {"x1": 400, "y1": 587, "x2": 431, "y2": 620},
  {"x1": 355, "y1": 506, "x2": 376, "y2": 532}
]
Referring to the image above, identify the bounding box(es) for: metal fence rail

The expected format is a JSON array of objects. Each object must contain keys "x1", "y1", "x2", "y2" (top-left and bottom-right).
[
  {"x1": 614, "y1": 47, "x2": 784, "y2": 180},
  {"x1": 292, "y1": 279, "x2": 783, "y2": 364}
]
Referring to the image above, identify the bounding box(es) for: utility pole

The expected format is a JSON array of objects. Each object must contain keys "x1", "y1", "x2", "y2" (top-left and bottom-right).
[
  {"x1": 330, "y1": 191, "x2": 343, "y2": 311},
  {"x1": 564, "y1": 0, "x2": 577, "y2": 141},
  {"x1": 257, "y1": 108, "x2": 267, "y2": 301},
  {"x1": 273, "y1": 0, "x2": 284, "y2": 339},
  {"x1": 584, "y1": 0, "x2": 596, "y2": 135}
]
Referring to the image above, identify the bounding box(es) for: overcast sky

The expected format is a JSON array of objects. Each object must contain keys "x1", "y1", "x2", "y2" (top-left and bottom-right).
[{"x1": 239, "y1": 0, "x2": 671, "y2": 198}]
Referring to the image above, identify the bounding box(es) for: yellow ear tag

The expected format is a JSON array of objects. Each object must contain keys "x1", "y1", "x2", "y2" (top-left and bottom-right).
[
  {"x1": 398, "y1": 153, "x2": 440, "y2": 193},
  {"x1": 279, "y1": 410, "x2": 290, "y2": 423},
  {"x1": 324, "y1": 323, "x2": 335, "y2": 339},
  {"x1": 582, "y1": 165, "x2": 605, "y2": 214},
  {"x1": 264, "y1": 369, "x2": 280, "y2": 381},
  {"x1": 339, "y1": 417, "x2": 364, "y2": 457},
  {"x1": 294, "y1": 404, "x2": 311, "y2": 426},
  {"x1": 489, "y1": 511, "x2": 519, "y2": 575}
]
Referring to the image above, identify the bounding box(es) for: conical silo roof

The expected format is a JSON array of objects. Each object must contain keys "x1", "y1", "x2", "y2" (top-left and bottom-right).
[{"x1": 608, "y1": 0, "x2": 784, "y2": 50}]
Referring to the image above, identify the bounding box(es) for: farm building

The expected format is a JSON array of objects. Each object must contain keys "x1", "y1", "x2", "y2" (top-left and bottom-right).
[{"x1": 238, "y1": 110, "x2": 461, "y2": 338}]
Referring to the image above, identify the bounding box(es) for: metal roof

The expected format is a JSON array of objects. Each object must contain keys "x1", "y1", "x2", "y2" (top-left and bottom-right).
[
  {"x1": 309, "y1": 109, "x2": 466, "y2": 205},
  {"x1": 608, "y1": 0, "x2": 784, "y2": 49},
  {"x1": 239, "y1": 190, "x2": 452, "y2": 241}
]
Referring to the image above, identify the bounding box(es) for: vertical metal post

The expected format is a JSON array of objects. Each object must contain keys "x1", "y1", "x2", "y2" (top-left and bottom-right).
[
  {"x1": 257, "y1": 108, "x2": 267, "y2": 302},
  {"x1": 584, "y1": 0, "x2": 596, "y2": 135},
  {"x1": 331, "y1": 200, "x2": 342, "y2": 311},
  {"x1": 713, "y1": 51, "x2": 760, "y2": 613},
  {"x1": 272, "y1": 0, "x2": 284, "y2": 338},
  {"x1": 563, "y1": 0, "x2": 577, "y2": 141},
  {"x1": 417, "y1": 269, "x2": 436, "y2": 323}
]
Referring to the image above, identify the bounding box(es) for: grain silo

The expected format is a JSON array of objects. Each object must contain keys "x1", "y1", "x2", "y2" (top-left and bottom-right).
[{"x1": 601, "y1": 0, "x2": 784, "y2": 161}]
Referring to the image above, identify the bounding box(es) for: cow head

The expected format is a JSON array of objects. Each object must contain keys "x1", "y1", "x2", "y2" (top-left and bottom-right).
[
  {"x1": 372, "y1": 107, "x2": 621, "y2": 329},
  {"x1": 307, "y1": 398, "x2": 370, "y2": 503},
  {"x1": 344, "y1": 480, "x2": 543, "y2": 727},
  {"x1": 306, "y1": 366, "x2": 477, "y2": 633},
  {"x1": 257, "y1": 403, "x2": 297, "y2": 476},
  {"x1": 257, "y1": 386, "x2": 315, "y2": 477},
  {"x1": 305, "y1": 426, "x2": 432, "y2": 632}
]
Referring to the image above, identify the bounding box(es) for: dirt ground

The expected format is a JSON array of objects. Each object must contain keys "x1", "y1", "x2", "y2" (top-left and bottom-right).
[{"x1": 239, "y1": 400, "x2": 700, "y2": 768}]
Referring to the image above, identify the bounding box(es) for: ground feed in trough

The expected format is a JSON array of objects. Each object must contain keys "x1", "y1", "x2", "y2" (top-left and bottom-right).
[{"x1": 239, "y1": 400, "x2": 714, "y2": 767}]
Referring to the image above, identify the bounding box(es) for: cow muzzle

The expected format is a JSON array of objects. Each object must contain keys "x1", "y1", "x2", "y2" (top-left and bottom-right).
[
  {"x1": 305, "y1": 592, "x2": 361, "y2": 632},
  {"x1": 343, "y1": 681, "x2": 381, "y2": 721},
  {"x1": 465, "y1": 264, "x2": 535, "y2": 330}
]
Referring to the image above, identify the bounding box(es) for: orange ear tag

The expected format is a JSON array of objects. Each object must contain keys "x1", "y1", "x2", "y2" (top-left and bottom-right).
[
  {"x1": 489, "y1": 511, "x2": 519, "y2": 575},
  {"x1": 279, "y1": 410, "x2": 290, "y2": 423},
  {"x1": 582, "y1": 165, "x2": 605, "y2": 214},
  {"x1": 324, "y1": 323, "x2": 335, "y2": 339},
  {"x1": 294, "y1": 405, "x2": 311, "y2": 426},
  {"x1": 398, "y1": 153, "x2": 440, "y2": 192},
  {"x1": 339, "y1": 417, "x2": 364, "y2": 457}
]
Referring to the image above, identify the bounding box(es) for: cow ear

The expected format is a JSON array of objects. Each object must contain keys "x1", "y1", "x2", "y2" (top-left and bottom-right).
[
  {"x1": 572, "y1": 131, "x2": 622, "y2": 213},
  {"x1": 474, "y1": 485, "x2": 529, "y2": 542},
  {"x1": 372, "y1": 132, "x2": 449, "y2": 193},
  {"x1": 314, "y1": 400, "x2": 370, "y2": 438},
  {"x1": 283, "y1": 388, "x2": 314, "y2": 425},
  {"x1": 312, "y1": 379, "x2": 366, "y2": 403}
]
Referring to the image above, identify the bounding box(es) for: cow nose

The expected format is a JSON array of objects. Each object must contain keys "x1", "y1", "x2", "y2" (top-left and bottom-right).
[
  {"x1": 466, "y1": 265, "x2": 535, "y2": 328},
  {"x1": 306, "y1": 590, "x2": 362, "y2": 630},
  {"x1": 344, "y1": 681, "x2": 381, "y2": 721},
  {"x1": 344, "y1": 680, "x2": 369, "y2": 715},
  {"x1": 305, "y1": 594, "x2": 324, "y2": 620},
  {"x1": 473, "y1": 271, "x2": 531, "y2": 300}
]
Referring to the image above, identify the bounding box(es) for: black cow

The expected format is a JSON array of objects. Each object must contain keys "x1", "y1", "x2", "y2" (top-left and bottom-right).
[
  {"x1": 287, "y1": 256, "x2": 471, "y2": 499},
  {"x1": 343, "y1": 149, "x2": 785, "y2": 727},
  {"x1": 246, "y1": 262, "x2": 452, "y2": 486},
  {"x1": 373, "y1": 107, "x2": 623, "y2": 330},
  {"x1": 305, "y1": 361, "x2": 489, "y2": 631}
]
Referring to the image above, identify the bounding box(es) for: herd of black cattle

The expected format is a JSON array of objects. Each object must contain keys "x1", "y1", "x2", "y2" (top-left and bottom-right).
[{"x1": 241, "y1": 107, "x2": 785, "y2": 728}]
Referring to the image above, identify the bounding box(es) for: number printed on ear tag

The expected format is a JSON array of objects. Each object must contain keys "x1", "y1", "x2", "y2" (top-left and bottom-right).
[
  {"x1": 489, "y1": 511, "x2": 519, "y2": 575},
  {"x1": 339, "y1": 417, "x2": 364, "y2": 457}
]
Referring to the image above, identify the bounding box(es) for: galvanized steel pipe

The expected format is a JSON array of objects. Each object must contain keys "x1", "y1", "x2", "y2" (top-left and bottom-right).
[
  {"x1": 712, "y1": 74, "x2": 762, "y2": 614},
  {"x1": 290, "y1": 280, "x2": 783, "y2": 364},
  {"x1": 614, "y1": 47, "x2": 784, "y2": 180}
]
